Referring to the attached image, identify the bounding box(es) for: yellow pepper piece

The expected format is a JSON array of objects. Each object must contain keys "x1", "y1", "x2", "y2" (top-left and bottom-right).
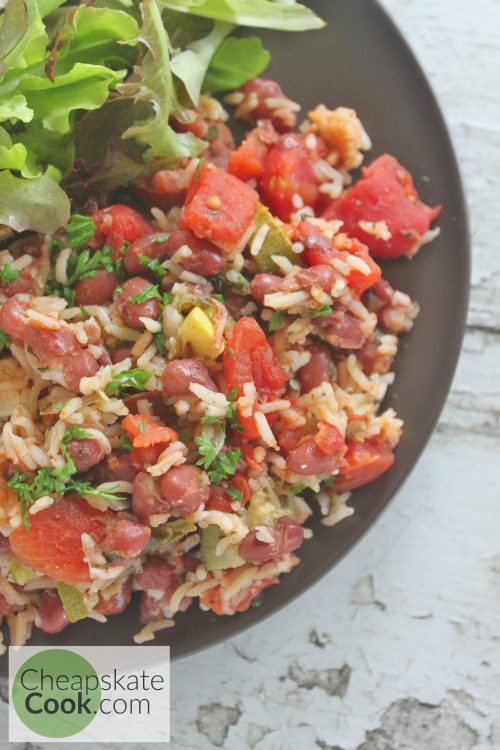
[{"x1": 178, "y1": 306, "x2": 224, "y2": 360}]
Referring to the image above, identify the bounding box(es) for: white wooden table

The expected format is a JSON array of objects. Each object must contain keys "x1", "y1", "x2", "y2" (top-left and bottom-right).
[{"x1": 2, "y1": 1, "x2": 499, "y2": 748}]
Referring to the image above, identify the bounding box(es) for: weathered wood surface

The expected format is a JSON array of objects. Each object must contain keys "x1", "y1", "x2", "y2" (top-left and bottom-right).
[{"x1": 1, "y1": 1, "x2": 499, "y2": 748}]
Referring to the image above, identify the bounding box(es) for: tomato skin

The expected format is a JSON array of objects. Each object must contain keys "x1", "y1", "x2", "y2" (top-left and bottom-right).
[
  {"x1": 182, "y1": 162, "x2": 259, "y2": 249},
  {"x1": 205, "y1": 475, "x2": 251, "y2": 512},
  {"x1": 323, "y1": 154, "x2": 441, "y2": 259},
  {"x1": 91, "y1": 205, "x2": 153, "y2": 254},
  {"x1": 259, "y1": 134, "x2": 319, "y2": 222},
  {"x1": 335, "y1": 439, "x2": 395, "y2": 492},
  {"x1": 314, "y1": 423, "x2": 345, "y2": 456},
  {"x1": 223, "y1": 317, "x2": 287, "y2": 438},
  {"x1": 9, "y1": 497, "x2": 112, "y2": 585},
  {"x1": 121, "y1": 414, "x2": 178, "y2": 449}
]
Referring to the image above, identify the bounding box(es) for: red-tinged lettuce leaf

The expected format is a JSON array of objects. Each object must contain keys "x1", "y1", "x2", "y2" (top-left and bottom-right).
[
  {"x1": 0, "y1": 171, "x2": 70, "y2": 232},
  {"x1": 118, "y1": 0, "x2": 205, "y2": 162}
]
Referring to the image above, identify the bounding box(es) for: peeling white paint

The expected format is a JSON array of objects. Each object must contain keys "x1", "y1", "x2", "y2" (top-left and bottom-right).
[{"x1": 0, "y1": 2, "x2": 499, "y2": 749}]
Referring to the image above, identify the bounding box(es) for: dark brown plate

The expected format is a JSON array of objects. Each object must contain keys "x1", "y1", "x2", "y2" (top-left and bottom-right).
[{"x1": 1, "y1": 0, "x2": 469, "y2": 670}]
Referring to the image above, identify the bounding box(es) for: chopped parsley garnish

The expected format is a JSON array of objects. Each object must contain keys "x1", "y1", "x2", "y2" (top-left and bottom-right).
[
  {"x1": 269, "y1": 310, "x2": 287, "y2": 331},
  {"x1": 140, "y1": 255, "x2": 167, "y2": 280},
  {"x1": 129, "y1": 285, "x2": 171, "y2": 307},
  {"x1": 7, "y1": 452, "x2": 126, "y2": 530},
  {"x1": 226, "y1": 486, "x2": 243, "y2": 503},
  {"x1": 200, "y1": 416, "x2": 223, "y2": 426},
  {"x1": 0, "y1": 264, "x2": 20, "y2": 284},
  {"x1": 195, "y1": 433, "x2": 241, "y2": 484},
  {"x1": 44, "y1": 242, "x2": 123, "y2": 304},
  {"x1": 104, "y1": 368, "x2": 152, "y2": 397},
  {"x1": 212, "y1": 293, "x2": 225, "y2": 303},
  {"x1": 193, "y1": 157, "x2": 206, "y2": 183},
  {"x1": 154, "y1": 331, "x2": 166, "y2": 356},
  {"x1": 62, "y1": 426, "x2": 92, "y2": 443},
  {"x1": 66, "y1": 214, "x2": 96, "y2": 248},
  {"x1": 0, "y1": 331, "x2": 10, "y2": 349},
  {"x1": 119, "y1": 434, "x2": 132, "y2": 452},
  {"x1": 304, "y1": 304, "x2": 333, "y2": 319},
  {"x1": 226, "y1": 387, "x2": 242, "y2": 432},
  {"x1": 291, "y1": 484, "x2": 308, "y2": 495},
  {"x1": 79, "y1": 306, "x2": 91, "y2": 320},
  {"x1": 137, "y1": 421, "x2": 146, "y2": 433}
]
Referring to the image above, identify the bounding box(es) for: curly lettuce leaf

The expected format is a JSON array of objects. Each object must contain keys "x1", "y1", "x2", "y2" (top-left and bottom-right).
[
  {"x1": 54, "y1": 5, "x2": 139, "y2": 74},
  {"x1": 19, "y1": 62, "x2": 126, "y2": 133},
  {"x1": 0, "y1": 170, "x2": 70, "y2": 232},
  {"x1": 0, "y1": 0, "x2": 47, "y2": 74},
  {"x1": 159, "y1": 0, "x2": 325, "y2": 31},
  {"x1": 0, "y1": 93, "x2": 32, "y2": 123},
  {"x1": 170, "y1": 19, "x2": 231, "y2": 106},
  {"x1": 119, "y1": 0, "x2": 204, "y2": 161},
  {"x1": 203, "y1": 35, "x2": 270, "y2": 92},
  {"x1": 0, "y1": 125, "x2": 40, "y2": 176}
]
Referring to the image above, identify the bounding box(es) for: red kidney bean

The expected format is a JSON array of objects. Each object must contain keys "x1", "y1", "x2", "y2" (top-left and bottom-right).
[
  {"x1": 0, "y1": 298, "x2": 98, "y2": 390},
  {"x1": 297, "y1": 344, "x2": 334, "y2": 392},
  {"x1": 101, "y1": 519, "x2": 150, "y2": 559},
  {"x1": 0, "y1": 267, "x2": 35, "y2": 298},
  {"x1": 134, "y1": 556, "x2": 177, "y2": 591},
  {"x1": 239, "y1": 516, "x2": 304, "y2": 563},
  {"x1": 357, "y1": 340, "x2": 393, "y2": 375},
  {"x1": 105, "y1": 453, "x2": 138, "y2": 482},
  {"x1": 62, "y1": 350, "x2": 98, "y2": 391},
  {"x1": 36, "y1": 590, "x2": 70, "y2": 634},
  {"x1": 132, "y1": 472, "x2": 166, "y2": 524},
  {"x1": 371, "y1": 279, "x2": 393, "y2": 303},
  {"x1": 159, "y1": 465, "x2": 208, "y2": 516},
  {"x1": 203, "y1": 121, "x2": 235, "y2": 170},
  {"x1": 315, "y1": 310, "x2": 366, "y2": 350},
  {"x1": 124, "y1": 234, "x2": 171, "y2": 276},
  {"x1": 165, "y1": 229, "x2": 227, "y2": 276},
  {"x1": 296, "y1": 265, "x2": 338, "y2": 293},
  {"x1": 238, "y1": 78, "x2": 297, "y2": 132},
  {"x1": 67, "y1": 439, "x2": 105, "y2": 473},
  {"x1": 162, "y1": 358, "x2": 217, "y2": 397},
  {"x1": 0, "y1": 535, "x2": 10, "y2": 556},
  {"x1": 277, "y1": 425, "x2": 310, "y2": 455},
  {"x1": 74, "y1": 269, "x2": 120, "y2": 305},
  {"x1": 123, "y1": 391, "x2": 172, "y2": 423},
  {"x1": 286, "y1": 438, "x2": 344, "y2": 476},
  {"x1": 111, "y1": 346, "x2": 135, "y2": 365},
  {"x1": 223, "y1": 290, "x2": 249, "y2": 321},
  {"x1": 250, "y1": 273, "x2": 283, "y2": 304},
  {"x1": 130, "y1": 444, "x2": 164, "y2": 470},
  {"x1": 116, "y1": 277, "x2": 161, "y2": 329},
  {"x1": 96, "y1": 579, "x2": 132, "y2": 616}
]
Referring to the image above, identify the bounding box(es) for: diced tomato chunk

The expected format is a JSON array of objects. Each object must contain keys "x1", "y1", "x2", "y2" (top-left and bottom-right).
[
  {"x1": 122, "y1": 414, "x2": 178, "y2": 449},
  {"x1": 259, "y1": 133, "x2": 319, "y2": 222},
  {"x1": 182, "y1": 162, "x2": 259, "y2": 249},
  {"x1": 228, "y1": 123, "x2": 277, "y2": 182},
  {"x1": 323, "y1": 154, "x2": 441, "y2": 259},
  {"x1": 223, "y1": 317, "x2": 287, "y2": 439},
  {"x1": 91, "y1": 204, "x2": 153, "y2": 253},
  {"x1": 335, "y1": 439, "x2": 395, "y2": 492},
  {"x1": 100, "y1": 519, "x2": 150, "y2": 559},
  {"x1": 9, "y1": 497, "x2": 112, "y2": 584},
  {"x1": 199, "y1": 576, "x2": 279, "y2": 615},
  {"x1": 314, "y1": 423, "x2": 345, "y2": 456}
]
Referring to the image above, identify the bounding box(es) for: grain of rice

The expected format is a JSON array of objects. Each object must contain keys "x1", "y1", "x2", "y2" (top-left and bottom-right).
[
  {"x1": 258, "y1": 399, "x2": 291, "y2": 414},
  {"x1": 250, "y1": 224, "x2": 270, "y2": 256},
  {"x1": 359, "y1": 220, "x2": 392, "y2": 241},
  {"x1": 147, "y1": 441, "x2": 187, "y2": 477},
  {"x1": 254, "y1": 412, "x2": 277, "y2": 448},
  {"x1": 29, "y1": 496, "x2": 54, "y2": 514},
  {"x1": 133, "y1": 618, "x2": 174, "y2": 644},
  {"x1": 55, "y1": 247, "x2": 72, "y2": 284},
  {"x1": 292, "y1": 241, "x2": 305, "y2": 254},
  {"x1": 264, "y1": 290, "x2": 309, "y2": 310},
  {"x1": 139, "y1": 316, "x2": 162, "y2": 333}
]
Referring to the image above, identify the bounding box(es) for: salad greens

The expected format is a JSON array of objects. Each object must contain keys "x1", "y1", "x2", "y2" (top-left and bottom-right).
[{"x1": 0, "y1": 0, "x2": 324, "y2": 233}]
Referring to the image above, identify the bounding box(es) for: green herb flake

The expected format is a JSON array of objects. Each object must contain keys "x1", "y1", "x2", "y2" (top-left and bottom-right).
[
  {"x1": 269, "y1": 310, "x2": 286, "y2": 332},
  {"x1": 66, "y1": 214, "x2": 96, "y2": 248},
  {"x1": 62, "y1": 426, "x2": 93, "y2": 443},
  {"x1": 104, "y1": 368, "x2": 152, "y2": 397},
  {"x1": 129, "y1": 285, "x2": 162, "y2": 304},
  {"x1": 305, "y1": 304, "x2": 333, "y2": 319},
  {"x1": 226, "y1": 486, "x2": 243, "y2": 503},
  {"x1": 0, "y1": 331, "x2": 10, "y2": 349},
  {"x1": 139, "y1": 255, "x2": 167, "y2": 280},
  {"x1": 119, "y1": 434, "x2": 132, "y2": 452},
  {"x1": 0, "y1": 264, "x2": 20, "y2": 284}
]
